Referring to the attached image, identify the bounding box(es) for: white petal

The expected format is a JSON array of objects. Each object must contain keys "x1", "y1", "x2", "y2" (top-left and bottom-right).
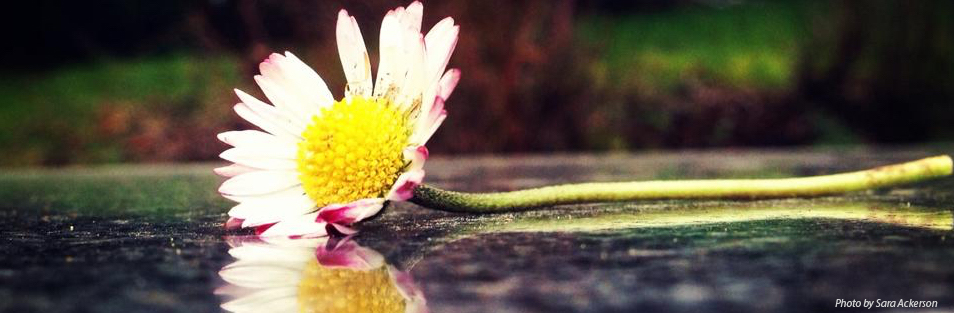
[
  {"x1": 214, "y1": 164, "x2": 258, "y2": 178},
  {"x1": 257, "y1": 53, "x2": 333, "y2": 121},
  {"x1": 374, "y1": 12, "x2": 406, "y2": 99},
  {"x1": 221, "y1": 186, "x2": 307, "y2": 203},
  {"x1": 253, "y1": 75, "x2": 303, "y2": 121},
  {"x1": 398, "y1": 1, "x2": 423, "y2": 32},
  {"x1": 438, "y1": 68, "x2": 461, "y2": 101},
  {"x1": 219, "y1": 171, "x2": 301, "y2": 196},
  {"x1": 219, "y1": 262, "x2": 303, "y2": 288},
  {"x1": 220, "y1": 148, "x2": 297, "y2": 170},
  {"x1": 228, "y1": 244, "x2": 317, "y2": 262},
  {"x1": 220, "y1": 287, "x2": 298, "y2": 313},
  {"x1": 424, "y1": 17, "x2": 459, "y2": 87},
  {"x1": 397, "y1": 33, "x2": 427, "y2": 110},
  {"x1": 413, "y1": 96, "x2": 443, "y2": 143},
  {"x1": 281, "y1": 52, "x2": 335, "y2": 111},
  {"x1": 220, "y1": 143, "x2": 295, "y2": 160},
  {"x1": 257, "y1": 56, "x2": 306, "y2": 121},
  {"x1": 258, "y1": 213, "x2": 327, "y2": 237},
  {"x1": 217, "y1": 130, "x2": 297, "y2": 148},
  {"x1": 417, "y1": 112, "x2": 446, "y2": 145},
  {"x1": 419, "y1": 55, "x2": 459, "y2": 125},
  {"x1": 411, "y1": 96, "x2": 447, "y2": 145},
  {"x1": 233, "y1": 94, "x2": 304, "y2": 139},
  {"x1": 230, "y1": 194, "x2": 317, "y2": 228},
  {"x1": 257, "y1": 236, "x2": 327, "y2": 249},
  {"x1": 336, "y1": 10, "x2": 373, "y2": 98},
  {"x1": 234, "y1": 89, "x2": 305, "y2": 135},
  {"x1": 213, "y1": 283, "x2": 248, "y2": 298}
]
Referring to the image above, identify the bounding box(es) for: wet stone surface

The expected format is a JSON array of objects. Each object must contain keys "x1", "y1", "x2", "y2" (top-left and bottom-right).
[{"x1": 2, "y1": 148, "x2": 954, "y2": 312}]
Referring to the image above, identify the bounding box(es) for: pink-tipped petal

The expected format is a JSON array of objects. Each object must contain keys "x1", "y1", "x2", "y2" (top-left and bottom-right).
[
  {"x1": 316, "y1": 239, "x2": 386, "y2": 270},
  {"x1": 225, "y1": 217, "x2": 245, "y2": 230},
  {"x1": 386, "y1": 169, "x2": 425, "y2": 201},
  {"x1": 254, "y1": 222, "x2": 276, "y2": 236},
  {"x1": 257, "y1": 53, "x2": 332, "y2": 119},
  {"x1": 389, "y1": 267, "x2": 430, "y2": 313},
  {"x1": 219, "y1": 170, "x2": 300, "y2": 197},
  {"x1": 402, "y1": 146, "x2": 428, "y2": 172},
  {"x1": 415, "y1": 70, "x2": 457, "y2": 145},
  {"x1": 414, "y1": 145, "x2": 430, "y2": 160},
  {"x1": 316, "y1": 198, "x2": 386, "y2": 225},
  {"x1": 329, "y1": 223, "x2": 358, "y2": 235},
  {"x1": 418, "y1": 18, "x2": 458, "y2": 117}
]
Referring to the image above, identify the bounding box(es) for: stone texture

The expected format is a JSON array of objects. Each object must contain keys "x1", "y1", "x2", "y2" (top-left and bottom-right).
[{"x1": 2, "y1": 148, "x2": 954, "y2": 312}]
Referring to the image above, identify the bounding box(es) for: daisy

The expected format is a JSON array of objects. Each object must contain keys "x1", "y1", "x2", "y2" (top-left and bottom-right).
[
  {"x1": 215, "y1": 1, "x2": 460, "y2": 237},
  {"x1": 218, "y1": 236, "x2": 428, "y2": 313}
]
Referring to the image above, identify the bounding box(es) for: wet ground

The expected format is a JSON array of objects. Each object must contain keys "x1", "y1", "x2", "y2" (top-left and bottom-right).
[{"x1": 2, "y1": 147, "x2": 954, "y2": 312}]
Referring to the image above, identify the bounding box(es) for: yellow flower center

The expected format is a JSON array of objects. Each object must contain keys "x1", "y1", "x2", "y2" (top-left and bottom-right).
[
  {"x1": 297, "y1": 260, "x2": 406, "y2": 313},
  {"x1": 296, "y1": 96, "x2": 410, "y2": 205}
]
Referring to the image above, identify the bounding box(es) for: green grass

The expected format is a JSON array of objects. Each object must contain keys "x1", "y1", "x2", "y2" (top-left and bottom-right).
[
  {"x1": 0, "y1": 54, "x2": 241, "y2": 165},
  {"x1": 578, "y1": 1, "x2": 820, "y2": 92},
  {"x1": 0, "y1": 164, "x2": 228, "y2": 217}
]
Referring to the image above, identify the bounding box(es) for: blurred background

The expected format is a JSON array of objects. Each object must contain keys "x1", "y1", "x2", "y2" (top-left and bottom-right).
[{"x1": 1, "y1": 0, "x2": 952, "y2": 166}]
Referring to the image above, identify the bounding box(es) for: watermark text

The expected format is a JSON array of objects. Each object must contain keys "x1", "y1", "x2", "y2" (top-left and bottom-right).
[{"x1": 835, "y1": 298, "x2": 938, "y2": 309}]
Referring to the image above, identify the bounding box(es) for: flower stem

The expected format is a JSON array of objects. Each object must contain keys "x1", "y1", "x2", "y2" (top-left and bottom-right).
[{"x1": 410, "y1": 155, "x2": 953, "y2": 213}]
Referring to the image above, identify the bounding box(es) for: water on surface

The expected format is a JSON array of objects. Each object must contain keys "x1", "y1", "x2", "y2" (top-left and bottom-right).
[{"x1": 2, "y1": 150, "x2": 954, "y2": 312}]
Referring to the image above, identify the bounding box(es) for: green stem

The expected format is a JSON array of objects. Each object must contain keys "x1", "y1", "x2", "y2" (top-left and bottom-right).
[{"x1": 410, "y1": 155, "x2": 953, "y2": 213}]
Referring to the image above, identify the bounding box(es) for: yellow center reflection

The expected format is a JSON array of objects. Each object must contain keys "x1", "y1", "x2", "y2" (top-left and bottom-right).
[{"x1": 297, "y1": 259, "x2": 405, "y2": 313}]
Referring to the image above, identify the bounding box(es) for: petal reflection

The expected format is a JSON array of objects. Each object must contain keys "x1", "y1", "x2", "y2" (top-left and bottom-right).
[{"x1": 218, "y1": 236, "x2": 427, "y2": 313}]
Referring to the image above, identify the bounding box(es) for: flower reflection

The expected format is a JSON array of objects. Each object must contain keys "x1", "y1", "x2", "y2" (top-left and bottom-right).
[{"x1": 218, "y1": 236, "x2": 427, "y2": 313}]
